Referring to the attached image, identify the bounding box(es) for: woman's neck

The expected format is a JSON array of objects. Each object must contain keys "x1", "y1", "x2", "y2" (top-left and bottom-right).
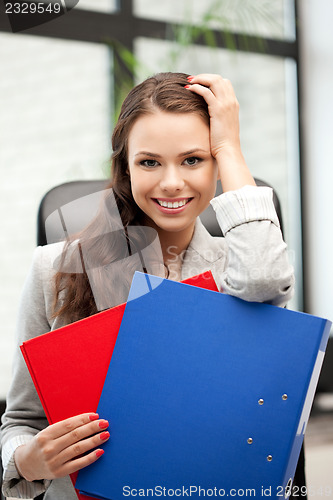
[
  {"x1": 159, "y1": 228, "x2": 194, "y2": 282},
  {"x1": 141, "y1": 216, "x2": 195, "y2": 266},
  {"x1": 158, "y1": 223, "x2": 195, "y2": 265}
]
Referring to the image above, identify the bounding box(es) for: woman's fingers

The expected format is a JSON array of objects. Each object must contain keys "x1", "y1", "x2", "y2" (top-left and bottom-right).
[
  {"x1": 37, "y1": 413, "x2": 109, "y2": 464},
  {"x1": 14, "y1": 413, "x2": 110, "y2": 482},
  {"x1": 186, "y1": 81, "x2": 217, "y2": 107},
  {"x1": 56, "y1": 448, "x2": 106, "y2": 478},
  {"x1": 186, "y1": 73, "x2": 238, "y2": 112},
  {"x1": 56, "y1": 428, "x2": 110, "y2": 466},
  {"x1": 187, "y1": 74, "x2": 235, "y2": 100},
  {"x1": 44, "y1": 413, "x2": 100, "y2": 440},
  {"x1": 41, "y1": 413, "x2": 110, "y2": 458},
  {"x1": 54, "y1": 417, "x2": 109, "y2": 453}
]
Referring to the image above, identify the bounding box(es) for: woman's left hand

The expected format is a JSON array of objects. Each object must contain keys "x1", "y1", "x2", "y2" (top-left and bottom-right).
[{"x1": 185, "y1": 74, "x2": 256, "y2": 191}]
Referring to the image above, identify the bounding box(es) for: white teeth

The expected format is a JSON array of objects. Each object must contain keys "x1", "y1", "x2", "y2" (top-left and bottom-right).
[{"x1": 157, "y1": 199, "x2": 189, "y2": 209}]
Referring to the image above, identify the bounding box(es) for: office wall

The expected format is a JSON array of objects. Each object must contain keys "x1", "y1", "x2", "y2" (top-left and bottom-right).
[{"x1": 298, "y1": 0, "x2": 333, "y2": 323}]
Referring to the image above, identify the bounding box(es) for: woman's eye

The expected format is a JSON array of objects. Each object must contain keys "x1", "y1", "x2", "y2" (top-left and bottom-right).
[
  {"x1": 140, "y1": 159, "x2": 159, "y2": 168},
  {"x1": 184, "y1": 157, "x2": 201, "y2": 166}
]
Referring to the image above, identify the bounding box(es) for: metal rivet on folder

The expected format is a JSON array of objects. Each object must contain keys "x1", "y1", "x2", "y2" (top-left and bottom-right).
[
  {"x1": 258, "y1": 399, "x2": 264, "y2": 405},
  {"x1": 282, "y1": 394, "x2": 288, "y2": 401},
  {"x1": 267, "y1": 455, "x2": 273, "y2": 462},
  {"x1": 247, "y1": 438, "x2": 253, "y2": 444}
]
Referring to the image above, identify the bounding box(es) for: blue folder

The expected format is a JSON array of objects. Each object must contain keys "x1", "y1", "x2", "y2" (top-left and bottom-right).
[{"x1": 76, "y1": 272, "x2": 331, "y2": 500}]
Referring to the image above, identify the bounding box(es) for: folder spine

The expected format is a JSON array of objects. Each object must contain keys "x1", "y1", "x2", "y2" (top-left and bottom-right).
[{"x1": 282, "y1": 319, "x2": 331, "y2": 492}]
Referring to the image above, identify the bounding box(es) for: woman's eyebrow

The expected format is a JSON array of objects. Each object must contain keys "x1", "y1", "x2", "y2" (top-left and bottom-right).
[
  {"x1": 180, "y1": 149, "x2": 209, "y2": 156},
  {"x1": 134, "y1": 148, "x2": 209, "y2": 158},
  {"x1": 134, "y1": 151, "x2": 162, "y2": 158}
]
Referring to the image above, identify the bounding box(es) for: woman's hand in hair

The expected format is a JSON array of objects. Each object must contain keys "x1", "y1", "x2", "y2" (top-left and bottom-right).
[
  {"x1": 185, "y1": 74, "x2": 256, "y2": 192},
  {"x1": 14, "y1": 413, "x2": 109, "y2": 481}
]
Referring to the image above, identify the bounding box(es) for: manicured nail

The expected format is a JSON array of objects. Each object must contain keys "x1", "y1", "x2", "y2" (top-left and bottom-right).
[
  {"x1": 99, "y1": 420, "x2": 109, "y2": 429},
  {"x1": 187, "y1": 76, "x2": 194, "y2": 81},
  {"x1": 100, "y1": 431, "x2": 110, "y2": 440},
  {"x1": 89, "y1": 414, "x2": 99, "y2": 421},
  {"x1": 184, "y1": 85, "x2": 191, "y2": 89},
  {"x1": 95, "y1": 449, "x2": 104, "y2": 458}
]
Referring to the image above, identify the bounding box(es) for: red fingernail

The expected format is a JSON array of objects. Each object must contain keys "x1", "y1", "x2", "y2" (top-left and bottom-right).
[
  {"x1": 184, "y1": 85, "x2": 191, "y2": 89},
  {"x1": 99, "y1": 420, "x2": 109, "y2": 429},
  {"x1": 100, "y1": 431, "x2": 110, "y2": 440},
  {"x1": 89, "y1": 414, "x2": 99, "y2": 421},
  {"x1": 187, "y1": 76, "x2": 194, "y2": 81},
  {"x1": 95, "y1": 449, "x2": 104, "y2": 458}
]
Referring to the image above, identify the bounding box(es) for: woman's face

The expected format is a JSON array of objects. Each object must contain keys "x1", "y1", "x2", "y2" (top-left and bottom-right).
[{"x1": 127, "y1": 110, "x2": 218, "y2": 238}]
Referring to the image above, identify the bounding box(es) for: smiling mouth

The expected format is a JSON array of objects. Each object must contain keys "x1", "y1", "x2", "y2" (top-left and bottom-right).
[{"x1": 154, "y1": 198, "x2": 193, "y2": 209}]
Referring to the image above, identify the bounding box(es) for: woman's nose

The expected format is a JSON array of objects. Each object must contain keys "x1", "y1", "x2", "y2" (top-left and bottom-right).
[{"x1": 159, "y1": 166, "x2": 185, "y2": 192}]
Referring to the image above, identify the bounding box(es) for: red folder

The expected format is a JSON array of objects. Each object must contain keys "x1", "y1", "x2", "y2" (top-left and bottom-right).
[{"x1": 20, "y1": 271, "x2": 218, "y2": 500}]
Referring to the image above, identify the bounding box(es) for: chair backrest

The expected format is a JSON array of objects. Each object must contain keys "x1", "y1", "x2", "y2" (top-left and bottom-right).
[
  {"x1": 37, "y1": 178, "x2": 284, "y2": 246},
  {"x1": 37, "y1": 179, "x2": 109, "y2": 246},
  {"x1": 199, "y1": 178, "x2": 283, "y2": 238}
]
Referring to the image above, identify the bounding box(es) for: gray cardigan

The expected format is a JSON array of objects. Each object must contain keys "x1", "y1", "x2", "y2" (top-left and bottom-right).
[{"x1": 1, "y1": 186, "x2": 295, "y2": 499}]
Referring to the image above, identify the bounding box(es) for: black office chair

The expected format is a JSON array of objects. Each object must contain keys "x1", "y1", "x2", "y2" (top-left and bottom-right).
[{"x1": 37, "y1": 178, "x2": 284, "y2": 246}]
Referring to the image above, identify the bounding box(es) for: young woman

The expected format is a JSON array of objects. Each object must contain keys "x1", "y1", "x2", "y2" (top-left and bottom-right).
[{"x1": 1, "y1": 72, "x2": 295, "y2": 499}]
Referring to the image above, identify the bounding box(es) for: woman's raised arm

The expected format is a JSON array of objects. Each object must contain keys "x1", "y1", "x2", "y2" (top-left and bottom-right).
[{"x1": 186, "y1": 73, "x2": 256, "y2": 192}]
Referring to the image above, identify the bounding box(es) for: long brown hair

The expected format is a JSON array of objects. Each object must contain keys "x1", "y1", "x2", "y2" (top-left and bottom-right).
[{"x1": 53, "y1": 72, "x2": 210, "y2": 322}]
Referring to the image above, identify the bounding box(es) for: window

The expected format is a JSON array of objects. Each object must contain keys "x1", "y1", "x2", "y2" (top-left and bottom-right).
[
  {"x1": 0, "y1": 33, "x2": 111, "y2": 397},
  {"x1": 134, "y1": 0, "x2": 296, "y2": 40},
  {"x1": 75, "y1": 0, "x2": 117, "y2": 12}
]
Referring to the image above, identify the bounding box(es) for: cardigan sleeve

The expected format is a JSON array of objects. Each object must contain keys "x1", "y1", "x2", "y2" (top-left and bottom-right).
[
  {"x1": 1, "y1": 246, "x2": 52, "y2": 498},
  {"x1": 210, "y1": 185, "x2": 295, "y2": 307}
]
